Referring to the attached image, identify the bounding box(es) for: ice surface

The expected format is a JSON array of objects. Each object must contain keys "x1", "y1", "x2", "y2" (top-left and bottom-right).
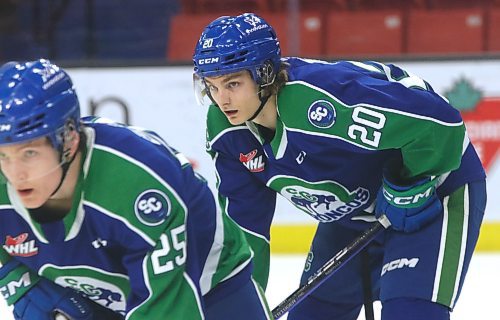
[{"x1": 0, "y1": 253, "x2": 498, "y2": 319}]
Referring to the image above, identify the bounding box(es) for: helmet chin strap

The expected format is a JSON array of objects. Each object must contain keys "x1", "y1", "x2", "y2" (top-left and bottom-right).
[
  {"x1": 203, "y1": 76, "x2": 273, "y2": 123},
  {"x1": 49, "y1": 148, "x2": 78, "y2": 197},
  {"x1": 247, "y1": 89, "x2": 271, "y2": 122}
]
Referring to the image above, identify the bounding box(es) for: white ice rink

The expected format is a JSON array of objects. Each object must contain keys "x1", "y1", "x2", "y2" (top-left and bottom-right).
[
  {"x1": 0, "y1": 253, "x2": 498, "y2": 319},
  {"x1": 267, "y1": 253, "x2": 500, "y2": 320}
]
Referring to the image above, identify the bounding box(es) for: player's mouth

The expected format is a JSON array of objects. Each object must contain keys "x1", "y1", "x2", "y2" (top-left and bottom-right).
[
  {"x1": 224, "y1": 110, "x2": 238, "y2": 117},
  {"x1": 17, "y1": 188, "x2": 34, "y2": 197}
]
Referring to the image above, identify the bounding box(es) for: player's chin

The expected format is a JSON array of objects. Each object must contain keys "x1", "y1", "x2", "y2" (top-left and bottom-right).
[
  {"x1": 18, "y1": 191, "x2": 45, "y2": 209},
  {"x1": 21, "y1": 199, "x2": 44, "y2": 209},
  {"x1": 226, "y1": 115, "x2": 245, "y2": 125}
]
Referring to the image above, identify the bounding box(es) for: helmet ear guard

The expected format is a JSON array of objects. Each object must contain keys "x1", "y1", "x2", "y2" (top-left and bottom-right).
[
  {"x1": 57, "y1": 119, "x2": 79, "y2": 159},
  {"x1": 255, "y1": 60, "x2": 276, "y2": 87}
]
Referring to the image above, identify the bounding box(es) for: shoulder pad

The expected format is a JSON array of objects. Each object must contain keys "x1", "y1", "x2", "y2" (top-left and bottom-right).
[{"x1": 206, "y1": 104, "x2": 237, "y2": 143}]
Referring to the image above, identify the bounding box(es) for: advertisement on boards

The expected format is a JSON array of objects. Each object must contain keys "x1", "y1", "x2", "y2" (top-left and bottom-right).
[{"x1": 67, "y1": 61, "x2": 500, "y2": 227}]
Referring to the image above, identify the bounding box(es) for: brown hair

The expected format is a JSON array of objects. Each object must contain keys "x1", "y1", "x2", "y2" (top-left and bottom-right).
[{"x1": 263, "y1": 61, "x2": 290, "y2": 96}]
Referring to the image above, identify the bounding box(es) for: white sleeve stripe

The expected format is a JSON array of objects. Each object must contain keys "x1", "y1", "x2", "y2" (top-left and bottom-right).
[
  {"x1": 84, "y1": 200, "x2": 155, "y2": 246},
  {"x1": 287, "y1": 80, "x2": 464, "y2": 127}
]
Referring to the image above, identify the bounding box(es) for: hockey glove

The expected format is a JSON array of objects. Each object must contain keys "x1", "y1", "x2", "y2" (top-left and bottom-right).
[
  {"x1": 0, "y1": 259, "x2": 122, "y2": 320},
  {"x1": 375, "y1": 176, "x2": 442, "y2": 233},
  {"x1": 12, "y1": 276, "x2": 95, "y2": 320},
  {"x1": 0, "y1": 259, "x2": 40, "y2": 305}
]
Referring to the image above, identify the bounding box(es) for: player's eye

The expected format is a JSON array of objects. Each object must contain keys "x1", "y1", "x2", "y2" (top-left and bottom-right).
[
  {"x1": 227, "y1": 81, "x2": 240, "y2": 90},
  {"x1": 23, "y1": 149, "x2": 39, "y2": 159},
  {"x1": 207, "y1": 84, "x2": 218, "y2": 93}
]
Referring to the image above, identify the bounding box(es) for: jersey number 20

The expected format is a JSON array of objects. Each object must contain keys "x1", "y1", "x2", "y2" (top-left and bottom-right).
[{"x1": 348, "y1": 106, "x2": 386, "y2": 148}]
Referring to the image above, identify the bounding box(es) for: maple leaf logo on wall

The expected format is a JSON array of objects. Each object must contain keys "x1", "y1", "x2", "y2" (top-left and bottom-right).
[
  {"x1": 444, "y1": 77, "x2": 483, "y2": 111},
  {"x1": 444, "y1": 76, "x2": 500, "y2": 172}
]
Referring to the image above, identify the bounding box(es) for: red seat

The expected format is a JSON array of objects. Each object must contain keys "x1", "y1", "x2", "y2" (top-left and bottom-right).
[
  {"x1": 167, "y1": 14, "x2": 220, "y2": 62},
  {"x1": 488, "y1": 9, "x2": 500, "y2": 52},
  {"x1": 407, "y1": 9, "x2": 485, "y2": 54},
  {"x1": 168, "y1": 12, "x2": 325, "y2": 62},
  {"x1": 268, "y1": 0, "x2": 351, "y2": 12},
  {"x1": 265, "y1": 12, "x2": 324, "y2": 57},
  {"x1": 325, "y1": 10, "x2": 403, "y2": 57},
  {"x1": 184, "y1": 0, "x2": 269, "y2": 14}
]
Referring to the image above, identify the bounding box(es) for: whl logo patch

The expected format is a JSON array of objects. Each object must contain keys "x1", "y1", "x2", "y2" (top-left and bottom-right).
[
  {"x1": 239, "y1": 149, "x2": 265, "y2": 172},
  {"x1": 3, "y1": 233, "x2": 38, "y2": 257},
  {"x1": 134, "y1": 190, "x2": 171, "y2": 226}
]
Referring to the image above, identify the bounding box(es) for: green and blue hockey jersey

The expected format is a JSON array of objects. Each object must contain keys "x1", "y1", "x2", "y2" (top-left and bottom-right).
[
  {"x1": 0, "y1": 118, "x2": 252, "y2": 319},
  {"x1": 206, "y1": 58, "x2": 486, "y2": 289}
]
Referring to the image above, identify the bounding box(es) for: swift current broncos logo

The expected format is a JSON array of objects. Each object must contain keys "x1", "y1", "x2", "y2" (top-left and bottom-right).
[
  {"x1": 56, "y1": 276, "x2": 127, "y2": 315},
  {"x1": 134, "y1": 190, "x2": 171, "y2": 226},
  {"x1": 269, "y1": 176, "x2": 370, "y2": 222},
  {"x1": 308, "y1": 100, "x2": 336, "y2": 129}
]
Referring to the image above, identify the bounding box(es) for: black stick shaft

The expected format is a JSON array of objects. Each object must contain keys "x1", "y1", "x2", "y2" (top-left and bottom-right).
[{"x1": 272, "y1": 222, "x2": 384, "y2": 319}]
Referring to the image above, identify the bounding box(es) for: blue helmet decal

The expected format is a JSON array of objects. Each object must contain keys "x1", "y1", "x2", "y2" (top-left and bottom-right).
[
  {"x1": 193, "y1": 13, "x2": 281, "y2": 85},
  {"x1": 0, "y1": 59, "x2": 80, "y2": 149},
  {"x1": 134, "y1": 190, "x2": 171, "y2": 226},
  {"x1": 308, "y1": 100, "x2": 337, "y2": 128}
]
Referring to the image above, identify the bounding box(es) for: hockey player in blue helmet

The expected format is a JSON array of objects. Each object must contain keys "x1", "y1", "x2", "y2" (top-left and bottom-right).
[
  {"x1": 0, "y1": 60, "x2": 82, "y2": 204},
  {"x1": 0, "y1": 59, "x2": 273, "y2": 319},
  {"x1": 193, "y1": 13, "x2": 281, "y2": 123},
  {"x1": 193, "y1": 12, "x2": 487, "y2": 320}
]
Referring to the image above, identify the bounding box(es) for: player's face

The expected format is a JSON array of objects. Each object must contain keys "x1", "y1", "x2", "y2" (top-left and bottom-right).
[
  {"x1": 205, "y1": 71, "x2": 261, "y2": 125},
  {"x1": 0, "y1": 137, "x2": 63, "y2": 208}
]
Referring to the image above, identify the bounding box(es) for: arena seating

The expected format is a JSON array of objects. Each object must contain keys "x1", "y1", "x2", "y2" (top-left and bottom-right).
[
  {"x1": 325, "y1": 10, "x2": 403, "y2": 57},
  {"x1": 168, "y1": 0, "x2": 500, "y2": 62},
  {"x1": 168, "y1": 14, "x2": 218, "y2": 62},
  {"x1": 3, "y1": 0, "x2": 498, "y2": 63},
  {"x1": 406, "y1": 8, "x2": 485, "y2": 54},
  {"x1": 488, "y1": 9, "x2": 500, "y2": 51}
]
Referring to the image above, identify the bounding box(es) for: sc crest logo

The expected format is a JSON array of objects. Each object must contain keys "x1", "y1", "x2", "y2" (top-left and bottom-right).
[
  {"x1": 134, "y1": 190, "x2": 171, "y2": 226},
  {"x1": 308, "y1": 100, "x2": 336, "y2": 129}
]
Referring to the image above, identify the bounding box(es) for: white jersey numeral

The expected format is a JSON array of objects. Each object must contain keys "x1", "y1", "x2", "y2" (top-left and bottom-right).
[
  {"x1": 348, "y1": 106, "x2": 386, "y2": 148},
  {"x1": 151, "y1": 225, "x2": 186, "y2": 275}
]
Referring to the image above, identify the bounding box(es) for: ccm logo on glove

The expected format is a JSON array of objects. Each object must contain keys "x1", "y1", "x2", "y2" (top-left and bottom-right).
[{"x1": 382, "y1": 185, "x2": 434, "y2": 207}]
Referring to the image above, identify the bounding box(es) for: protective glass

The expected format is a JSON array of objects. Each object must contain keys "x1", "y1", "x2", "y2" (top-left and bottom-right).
[
  {"x1": 0, "y1": 137, "x2": 66, "y2": 185},
  {"x1": 193, "y1": 73, "x2": 213, "y2": 108}
]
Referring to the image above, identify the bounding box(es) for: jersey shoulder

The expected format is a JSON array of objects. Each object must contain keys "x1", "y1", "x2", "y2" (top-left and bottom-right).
[
  {"x1": 206, "y1": 105, "x2": 239, "y2": 139},
  {"x1": 82, "y1": 118, "x2": 189, "y2": 238},
  {"x1": 0, "y1": 184, "x2": 9, "y2": 206},
  {"x1": 283, "y1": 58, "x2": 462, "y2": 124},
  {"x1": 206, "y1": 105, "x2": 249, "y2": 152}
]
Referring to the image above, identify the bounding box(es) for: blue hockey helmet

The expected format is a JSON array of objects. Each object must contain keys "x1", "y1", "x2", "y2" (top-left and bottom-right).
[
  {"x1": 0, "y1": 59, "x2": 80, "y2": 151},
  {"x1": 193, "y1": 13, "x2": 281, "y2": 85}
]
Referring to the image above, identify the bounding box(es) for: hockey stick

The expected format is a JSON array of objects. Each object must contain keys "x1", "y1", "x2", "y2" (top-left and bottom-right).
[
  {"x1": 54, "y1": 313, "x2": 70, "y2": 320},
  {"x1": 361, "y1": 248, "x2": 375, "y2": 320},
  {"x1": 271, "y1": 220, "x2": 387, "y2": 319}
]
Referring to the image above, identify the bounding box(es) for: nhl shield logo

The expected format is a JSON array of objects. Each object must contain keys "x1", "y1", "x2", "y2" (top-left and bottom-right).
[
  {"x1": 308, "y1": 100, "x2": 336, "y2": 129},
  {"x1": 134, "y1": 190, "x2": 171, "y2": 226}
]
